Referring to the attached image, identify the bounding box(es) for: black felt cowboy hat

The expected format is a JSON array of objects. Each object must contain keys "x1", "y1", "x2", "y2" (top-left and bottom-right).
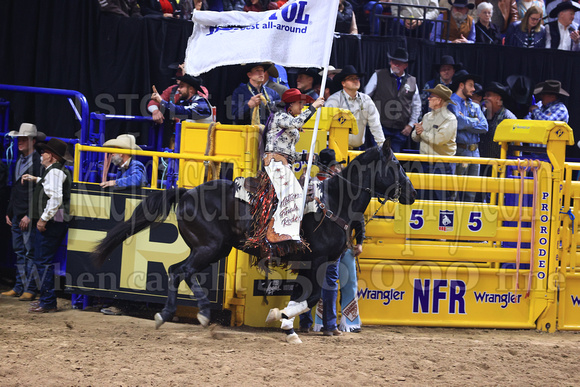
[
  {"x1": 533, "y1": 80, "x2": 570, "y2": 97},
  {"x1": 241, "y1": 62, "x2": 273, "y2": 73},
  {"x1": 484, "y1": 81, "x2": 511, "y2": 100},
  {"x1": 318, "y1": 148, "x2": 345, "y2": 168},
  {"x1": 449, "y1": 0, "x2": 475, "y2": 9},
  {"x1": 37, "y1": 138, "x2": 73, "y2": 163},
  {"x1": 176, "y1": 74, "x2": 203, "y2": 91},
  {"x1": 297, "y1": 67, "x2": 323, "y2": 85},
  {"x1": 549, "y1": 0, "x2": 580, "y2": 19},
  {"x1": 333, "y1": 65, "x2": 365, "y2": 85},
  {"x1": 451, "y1": 69, "x2": 481, "y2": 91},
  {"x1": 506, "y1": 75, "x2": 534, "y2": 105},
  {"x1": 432, "y1": 55, "x2": 462, "y2": 73},
  {"x1": 388, "y1": 47, "x2": 411, "y2": 63}
]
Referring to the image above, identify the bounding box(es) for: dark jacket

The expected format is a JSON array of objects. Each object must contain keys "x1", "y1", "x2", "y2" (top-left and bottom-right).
[{"x1": 7, "y1": 151, "x2": 42, "y2": 220}]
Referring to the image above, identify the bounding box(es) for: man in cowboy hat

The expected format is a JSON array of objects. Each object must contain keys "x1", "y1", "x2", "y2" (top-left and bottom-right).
[
  {"x1": 480, "y1": 82, "x2": 516, "y2": 159},
  {"x1": 421, "y1": 55, "x2": 462, "y2": 114},
  {"x1": 545, "y1": 0, "x2": 580, "y2": 50},
  {"x1": 265, "y1": 64, "x2": 289, "y2": 98},
  {"x1": 295, "y1": 67, "x2": 322, "y2": 100},
  {"x1": 100, "y1": 134, "x2": 148, "y2": 188},
  {"x1": 525, "y1": 80, "x2": 570, "y2": 122},
  {"x1": 21, "y1": 138, "x2": 72, "y2": 313},
  {"x1": 432, "y1": 0, "x2": 477, "y2": 43},
  {"x1": 448, "y1": 70, "x2": 488, "y2": 202},
  {"x1": 230, "y1": 62, "x2": 281, "y2": 125},
  {"x1": 1, "y1": 123, "x2": 46, "y2": 300},
  {"x1": 326, "y1": 65, "x2": 385, "y2": 149},
  {"x1": 151, "y1": 73, "x2": 212, "y2": 124},
  {"x1": 411, "y1": 84, "x2": 458, "y2": 201},
  {"x1": 365, "y1": 47, "x2": 421, "y2": 153}
]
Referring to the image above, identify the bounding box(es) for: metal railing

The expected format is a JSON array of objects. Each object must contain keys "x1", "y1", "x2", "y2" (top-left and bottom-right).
[{"x1": 370, "y1": 1, "x2": 450, "y2": 41}]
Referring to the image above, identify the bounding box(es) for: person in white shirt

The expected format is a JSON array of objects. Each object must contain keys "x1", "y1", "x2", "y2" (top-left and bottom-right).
[
  {"x1": 325, "y1": 65, "x2": 385, "y2": 149},
  {"x1": 545, "y1": 0, "x2": 580, "y2": 50}
]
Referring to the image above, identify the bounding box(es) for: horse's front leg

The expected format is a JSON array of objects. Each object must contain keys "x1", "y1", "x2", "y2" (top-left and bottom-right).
[{"x1": 266, "y1": 256, "x2": 327, "y2": 343}]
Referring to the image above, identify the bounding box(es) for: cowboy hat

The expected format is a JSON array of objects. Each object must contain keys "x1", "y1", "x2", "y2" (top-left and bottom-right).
[
  {"x1": 241, "y1": 62, "x2": 272, "y2": 74},
  {"x1": 37, "y1": 138, "x2": 73, "y2": 163},
  {"x1": 424, "y1": 84, "x2": 457, "y2": 105},
  {"x1": 484, "y1": 81, "x2": 511, "y2": 100},
  {"x1": 176, "y1": 74, "x2": 203, "y2": 91},
  {"x1": 533, "y1": 80, "x2": 569, "y2": 97},
  {"x1": 451, "y1": 69, "x2": 481, "y2": 91},
  {"x1": 432, "y1": 55, "x2": 462, "y2": 73},
  {"x1": 103, "y1": 134, "x2": 142, "y2": 151},
  {"x1": 9, "y1": 123, "x2": 46, "y2": 141},
  {"x1": 318, "y1": 66, "x2": 343, "y2": 77},
  {"x1": 281, "y1": 88, "x2": 315, "y2": 105},
  {"x1": 449, "y1": 0, "x2": 475, "y2": 9},
  {"x1": 318, "y1": 148, "x2": 345, "y2": 168},
  {"x1": 473, "y1": 82, "x2": 484, "y2": 97},
  {"x1": 333, "y1": 65, "x2": 365, "y2": 85},
  {"x1": 297, "y1": 67, "x2": 323, "y2": 86},
  {"x1": 549, "y1": 0, "x2": 580, "y2": 19},
  {"x1": 506, "y1": 75, "x2": 534, "y2": 105},
  {"x1": 388, "y1": 47, "x2": 410, "y2": 63}
]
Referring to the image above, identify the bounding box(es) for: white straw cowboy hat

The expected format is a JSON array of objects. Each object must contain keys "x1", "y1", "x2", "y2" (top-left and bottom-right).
[
  {"x1": 9, "y1": 123, "x2": 46, "y2": 140},
  {"x1": 103, "y1": 134, "x2": 142, "y2": 150}
]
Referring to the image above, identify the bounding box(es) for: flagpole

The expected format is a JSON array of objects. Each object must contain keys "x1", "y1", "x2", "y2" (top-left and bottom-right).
[{"x1": 299, "y1": 0, "x2": 340, "y2": 219}]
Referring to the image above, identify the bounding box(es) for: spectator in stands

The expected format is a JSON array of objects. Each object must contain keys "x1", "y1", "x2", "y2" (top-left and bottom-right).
[
  {"x1": 506, "y1": 5, "x2": 546, "y2": 47},
  {"x1": 230, "y1": 63, "x2": 280, "y2": 125},
  {"x1": 390, "y1": 0, "x2": 440, "y2": 38},
  {"x1": 326, "y1": 65, "x2": 385, "y2": 150},
  {"x1": 476, "y1": 2, "x2": 503, "y2": 43},
  {"x1": 265, "y1": 65, "x2": 289, "y2": 98},
  {"x1": 448, "y1": 70, "x2": 488, "y2": 202},
  {"x1": 100, "y1": 134, "x2": 148, "y2": 188},
  {"x1": 100, "y1": 0, "x2": 142, "y2": 17},
  {"x1": 336, "y1": 0, "x2": 359, "y2": 34},
  {"x1": 365, "y1": 47, "x2": 421, "y2": 153},
  {"x1": 194, "y1": 0, "x2": 245, "y2": 11},
  {"x1": 244, "y1": 0, "x2": 278, "y2": 11},
  {"x1": 517, "y1": 0, "x2": 546, "y2": 19},
  {"x1": 480, "y1": 82, "x2": 516, "y2": 159},
  {"x1": 296, "y1": 68, "x2": 321, "y2": 100},
  {"x1": 364, "y1": 1, "x2": 391, "y2": 35},
  {"x1": 421, "y1": 55, "x2": 461, "y2": 114},
  {"x1": 411, "y1": 84, "x2": 457, "y2": 201},
  {"x1": 1, "y1": 124, "x2": 45, "y2": 301},
  {"x1": 546, "y1": 0, "x2": 580, "y2": 24},
  {"x1": 545, "y1": 1, "x2": 580, "y2": 50},
  {"x1": 525, "y1": 80, "x2": 569, "y2": 122},
  {"x1": 152, "y1": 74, "x2": 212, "y2": 123},
  {"x1": 310, "y1": 149, "x2": 364, "y2": 336},
  {"x1": 25, "y1": 139, "x2": 72, "y2": 313},
  {"x1": 432, "y1": 0, "x2": 476, "y2": 43},
  {"x1": 475, "y1": 0, "x2": 518, "y2": 33}
]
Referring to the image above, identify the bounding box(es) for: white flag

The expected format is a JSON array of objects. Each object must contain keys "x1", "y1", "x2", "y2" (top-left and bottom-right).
[{"x1": 185, "y1": 0, "x2": 340, "y2": 76}]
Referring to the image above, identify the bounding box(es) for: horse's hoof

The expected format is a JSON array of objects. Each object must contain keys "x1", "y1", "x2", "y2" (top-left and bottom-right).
[
  {"x1": 154, "y1": 313, "x2": 165, "y2": 330},
  {"x1": 265, "y1": 308, "x2": 282, "y2": 323},
  {"x1": 197, "y1": 313, "x2": 210, "y2": 328},
  {"x1": 286, "y1": 332, "x2": 302, "y2": 344}
]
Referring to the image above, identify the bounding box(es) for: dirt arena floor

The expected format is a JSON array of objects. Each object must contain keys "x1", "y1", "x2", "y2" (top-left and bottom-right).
[{"x1": 2, "y1": 293, "x2": 580, "y2": 386}]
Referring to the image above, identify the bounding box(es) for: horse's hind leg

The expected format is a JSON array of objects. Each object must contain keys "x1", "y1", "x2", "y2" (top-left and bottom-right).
[
  {"x1": 155, "y1": 262, "x2": 188, "y2": 329},
  {"x1": 183, "y1": 272, "x2": 211, "y2": 327}
]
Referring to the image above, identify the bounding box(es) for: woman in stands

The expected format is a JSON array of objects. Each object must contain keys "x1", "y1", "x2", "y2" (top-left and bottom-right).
[{"x1": 506, "y1": 5, "x2": 546, "y2": 48}]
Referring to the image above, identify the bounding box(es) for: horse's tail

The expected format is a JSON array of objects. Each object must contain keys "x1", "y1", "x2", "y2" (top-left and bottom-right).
[{"x1": 91, "y1": 187, "x2": 188, "y2": 267}]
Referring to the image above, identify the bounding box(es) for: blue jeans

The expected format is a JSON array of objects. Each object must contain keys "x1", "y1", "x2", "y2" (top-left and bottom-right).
[
  {"x1": 11, "y1": 215, "x2": 36, "y2": 295},
  {"x1": 453, "y1": 147, "x2": 480, "y2": 202},
  {"x1": 33, "y1": 221, "x2": 68, "y2": 309},
  {"x1": 321, "y1": 258, "x2": 341, "y2": 331},
  {"x1": 382, "y1": 127, "x2": 409, "y2": 154}
]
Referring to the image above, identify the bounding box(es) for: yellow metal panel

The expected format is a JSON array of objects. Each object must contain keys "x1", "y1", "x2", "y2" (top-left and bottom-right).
[
  {"x1": 495, "y1": 119, "x2": 574, "y2": 145},
  {"x1": 70, "y1": 192, "x2": 111, "y2": 219},
  {"x1": 68, "y1": 229, "x2": 105, "y2": 253}
]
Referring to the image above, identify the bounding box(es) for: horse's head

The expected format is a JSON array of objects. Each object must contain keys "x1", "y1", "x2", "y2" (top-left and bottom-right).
[
  {"x1": 380, "y1": 140, "x2": 416, "y2": 204},
  {"x1": 352, "y1": 139, "x2": 416, "y2": 205}
]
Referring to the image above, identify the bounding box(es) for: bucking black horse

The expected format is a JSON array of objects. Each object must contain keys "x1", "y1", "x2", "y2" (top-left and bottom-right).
[{"x1": 92, "y1": 141, "x2": 416, "y2": 343}]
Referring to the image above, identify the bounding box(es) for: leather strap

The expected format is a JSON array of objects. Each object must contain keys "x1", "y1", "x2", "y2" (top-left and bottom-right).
[{"x1": 314, "y1": 197, "x2": 349, "y2": 232}]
